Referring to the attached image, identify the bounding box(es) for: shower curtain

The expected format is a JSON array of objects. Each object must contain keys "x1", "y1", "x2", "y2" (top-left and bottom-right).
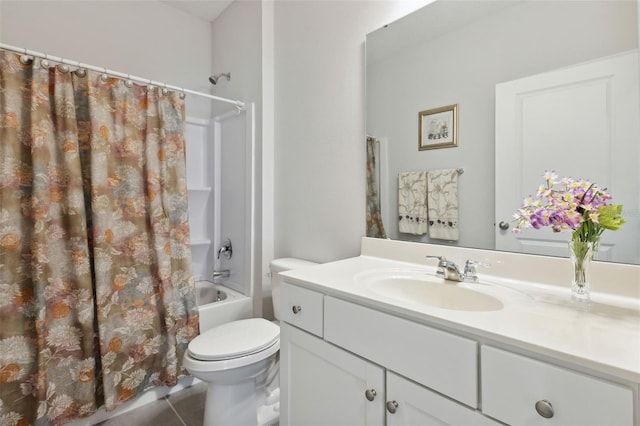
[
  {"x1": 0, "y1": 51, "x2": 199, "y2": 425},
  {"x1": 366, "y1": 137, "x2": 387, "y2": 239}
]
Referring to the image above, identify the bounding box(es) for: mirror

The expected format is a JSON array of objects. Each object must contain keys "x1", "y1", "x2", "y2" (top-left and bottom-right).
[{"x1": 366, "y1": 0, "x2": 639, "y2": 265}]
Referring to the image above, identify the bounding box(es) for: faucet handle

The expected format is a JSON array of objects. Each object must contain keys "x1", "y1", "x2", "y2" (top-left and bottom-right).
[
  {"x1": 425, "y1": 255, "x2": 445, "y2": 262},
  {"x1": 425, "y1": 255, "x2": 446, "y2": 277},
  {"x1": 463, "y1": 259, "x2": 490, "y2": 281}
]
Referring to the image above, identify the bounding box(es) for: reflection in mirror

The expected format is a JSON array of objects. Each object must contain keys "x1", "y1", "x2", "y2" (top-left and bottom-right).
[{"x1": 366, "y1": 0, "x2": 639, "y2": 265}]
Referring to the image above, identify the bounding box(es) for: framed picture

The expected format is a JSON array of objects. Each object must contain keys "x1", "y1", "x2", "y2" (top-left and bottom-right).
[{"x1": 418, "y1": 104, "x2": 458, "y2": 150}]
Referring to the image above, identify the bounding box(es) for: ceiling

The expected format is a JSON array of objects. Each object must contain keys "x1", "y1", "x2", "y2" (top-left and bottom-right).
[{"x1": 161, "y1": 0, "x2": 234, "y2": 22}]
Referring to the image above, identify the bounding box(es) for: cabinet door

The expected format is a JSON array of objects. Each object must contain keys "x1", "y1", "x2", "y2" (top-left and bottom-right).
[
  {"x1": 386, "y1": 372, "x2": 500, "y2": 426},
  {"x1": 280, "y1": 323, "x2": 385, "y2": 426}
]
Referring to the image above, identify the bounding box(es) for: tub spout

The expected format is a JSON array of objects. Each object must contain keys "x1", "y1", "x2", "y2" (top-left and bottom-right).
[{"x1": 212, "y1": 269, "x2": 230, "y2": 279}]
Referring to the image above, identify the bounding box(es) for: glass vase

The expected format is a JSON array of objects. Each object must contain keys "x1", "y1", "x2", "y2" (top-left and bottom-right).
[{"x1": 569, "y1": 240, "x2": 593, "y2": 302}]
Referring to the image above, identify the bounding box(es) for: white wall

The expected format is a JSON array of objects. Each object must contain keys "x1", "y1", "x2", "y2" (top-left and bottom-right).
[
  {"x1": 273, "y1": 0, "x2": 430, "y2": 263},
  {"x1": 0, "y1": 0, "x2": 214, "y2": 118}
]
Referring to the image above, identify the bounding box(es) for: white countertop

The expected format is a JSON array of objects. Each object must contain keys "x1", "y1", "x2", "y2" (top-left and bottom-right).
[{"x1": 280, "y1": 254, "x2": 640, "y2": 383}]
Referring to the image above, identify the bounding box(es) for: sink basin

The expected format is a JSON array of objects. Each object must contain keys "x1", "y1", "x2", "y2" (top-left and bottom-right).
[{"x1": 356, "y1": 269, "x2": 504, "y2": 312}]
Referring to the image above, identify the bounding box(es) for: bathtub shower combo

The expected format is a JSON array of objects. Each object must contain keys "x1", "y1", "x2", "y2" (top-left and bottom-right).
[{"x1": 184, "y1": 111, "x2": 319, "y2": 426}]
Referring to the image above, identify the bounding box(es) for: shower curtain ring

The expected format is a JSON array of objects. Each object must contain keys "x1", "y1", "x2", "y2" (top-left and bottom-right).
[
  {"x1": 125, "y1": 75, "x2": 134, "y2": 88},
  {"x1": 100, "y1": 69, "x2": 109, "y2": 82},
  {"x1": 19, "y1": 55, "x2": 32, "y2": 65},
  {"x1": 58, "y1": 60, "x2": 70, "y2": 73},
  {"x1": 161, "y1": 84, "x2": 169, "y2": 96},
  {"x1": 179, "y1": 88, "x2": 186, "y2": 99}
]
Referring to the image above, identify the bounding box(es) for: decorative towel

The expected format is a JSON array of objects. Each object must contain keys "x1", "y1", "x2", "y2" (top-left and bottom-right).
[
  {"x1": 398, "y1": 171, "x2": 428, "y2": 235},
  {"x1": 427, "y1": 168, "x2": 459, "y2": 241}
]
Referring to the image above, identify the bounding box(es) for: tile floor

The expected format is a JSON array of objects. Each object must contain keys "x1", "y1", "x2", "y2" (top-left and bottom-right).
[{"x1": 97, "y1": 381, "x2": 207, "y2": 426}]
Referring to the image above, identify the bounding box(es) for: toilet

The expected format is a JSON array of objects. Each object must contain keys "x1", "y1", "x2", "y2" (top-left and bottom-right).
[{"x1": 183, "y1": 258, "x2": 317, "y2": 426}]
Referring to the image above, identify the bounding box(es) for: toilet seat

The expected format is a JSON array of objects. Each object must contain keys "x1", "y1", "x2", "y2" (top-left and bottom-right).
[
  {"x1": 189, "y1": 318, "x2": 279, "y2": 361},
  {"x1": 184, "y1": 318, "x2": 280, "y2": 373}
]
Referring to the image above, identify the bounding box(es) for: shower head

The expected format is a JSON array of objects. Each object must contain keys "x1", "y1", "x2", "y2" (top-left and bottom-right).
[{"x1": 209, "y1": 72, "x2": 231, "y2": 85}]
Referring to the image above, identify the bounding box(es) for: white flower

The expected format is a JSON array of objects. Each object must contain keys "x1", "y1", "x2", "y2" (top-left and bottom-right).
[
  {"x1": 46, "y1": 324, "x2": 81, "y2": 351},
  {"x1": 122, "y1": 368, "x2": 146, "y2": 390},
  {"x1": 0, "y1": 283, "x2": 19, "y2": 308},
  {"x1": 136, "y1": 277, "x2": 155, "y2": 295},
  {"x1": 78, "y1": 403, "x2": 95, "y2": 417},
  {"x1": 166, "y1": 301, "x2": 186, "y2": 319},
  {"x1": 102, "y1": 352, "x2": 117, "y2": 368},
  {"x1": 48, "y1": 394, "x2": 74, "y2": 421},
  {"x1": 0, "y1": 336, "x2": 34, "y2": 365},
  {"x1": 94, "y1": 249, "x2": 113, "y2": 274},
  {"x1": 124, "y1": 308, "x2": 155, "y2": 330},
  {"x1": 143, "y1": 336, "x2": 162, "y2": 357},
  {"x1": 47, "y1": 224, "x2": 66, "y2": 241},
  {"x1": 0, "y1": 411, "x2": 24, "y2": 426}
]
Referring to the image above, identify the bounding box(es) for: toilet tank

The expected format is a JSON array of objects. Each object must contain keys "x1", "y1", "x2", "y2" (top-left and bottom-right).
[{"x1": 270, "y1": 258, "x2": 318, "y2": 321}]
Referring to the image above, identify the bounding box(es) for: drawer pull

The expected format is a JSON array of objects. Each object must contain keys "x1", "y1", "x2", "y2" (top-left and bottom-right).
[
  {"x1": 365, "y1": 389, "x2": 376, "y2": 401},
  {"x1": 535, "y1": 400, "x2": 554, "y2": 419},
  {"x1": 386, "y1": 400, "x2": 398, "y2": 414},
  {"x1": 292, "y1": 305, "x2": 302, "y2": 314}
]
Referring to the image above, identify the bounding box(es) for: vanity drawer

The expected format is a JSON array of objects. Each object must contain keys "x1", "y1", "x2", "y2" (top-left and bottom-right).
[
  {"x1": 280, "y1": 282, "x2": 324, "y2": 337},
  {"x1": 324, "y1": 296, "x2": 478, "y2": 408},
  {"x1": 481, "y1": 346, "x2": 634, "y2": 426}
]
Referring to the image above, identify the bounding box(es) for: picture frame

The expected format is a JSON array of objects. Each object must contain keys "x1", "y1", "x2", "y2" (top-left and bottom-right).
[{"x1": 418, "y1": 104, "x2": 458, "y2": 150}]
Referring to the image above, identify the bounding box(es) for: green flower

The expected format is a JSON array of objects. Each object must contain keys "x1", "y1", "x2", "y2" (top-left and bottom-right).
[{"x1": 598, "y1": 204, "x2": 625, "y2": 231}]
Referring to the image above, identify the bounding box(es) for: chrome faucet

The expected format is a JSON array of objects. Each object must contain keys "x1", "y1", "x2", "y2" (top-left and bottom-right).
[
  {"x1": 212, "y1": 269, "x2": 231, "y2": 279},
  {"x1": 425, "y1": 256, "x2": 487, "y2": 282},
  {"x1": 217, "y1": 238, "x2": 233, "y2": 260}
]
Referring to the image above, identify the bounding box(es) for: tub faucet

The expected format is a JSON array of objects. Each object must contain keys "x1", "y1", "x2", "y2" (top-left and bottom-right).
[
  {"x1": 212, "y1": 269, "x2": 230, "y2": 279},
  {"x1": 425, "y1": 256, "x2": 487, "y2": 282},
  {"x1": 217, "y1": 238, "x2": 233, "y2": 260}
]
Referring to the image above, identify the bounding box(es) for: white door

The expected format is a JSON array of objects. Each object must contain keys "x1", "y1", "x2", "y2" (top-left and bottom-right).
[
  {"x1": 495, "y1": 51, "x2": 640, "y2": 263},
  {"x1": 385, "y1": 371, "x2": 499, "y2": 426},
  {"x1": 280, "y1": 323, "x2": 385, "y2": 426}
]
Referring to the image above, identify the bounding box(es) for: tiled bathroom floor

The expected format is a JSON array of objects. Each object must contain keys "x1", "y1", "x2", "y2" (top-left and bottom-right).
[{"x1": 97, "y1": 381, "x2": 207, "y2": 426}]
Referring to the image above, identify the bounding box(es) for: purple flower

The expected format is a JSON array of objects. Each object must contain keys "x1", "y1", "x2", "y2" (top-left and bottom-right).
[{"x1": 512, "y1": 171, "x2": 623, "y2": 243}]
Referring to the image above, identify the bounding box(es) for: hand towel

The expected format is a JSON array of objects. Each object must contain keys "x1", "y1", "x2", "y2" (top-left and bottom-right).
[
  {"x1": 398, "y1": 171, "x2": 428, "y2": 235},
  {"x1": 427, "y1": 168, "x2": 459, "y2": 241}
]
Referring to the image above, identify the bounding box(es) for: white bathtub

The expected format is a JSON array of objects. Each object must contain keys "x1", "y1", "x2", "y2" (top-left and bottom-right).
[{"x1": 195, "y1": 280, "x2": 253, "y2": 331}]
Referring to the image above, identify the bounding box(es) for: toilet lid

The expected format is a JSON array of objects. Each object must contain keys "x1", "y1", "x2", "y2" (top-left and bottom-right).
[{"x1": 188, "y1": 318, "x2": 280, "y2": 361}]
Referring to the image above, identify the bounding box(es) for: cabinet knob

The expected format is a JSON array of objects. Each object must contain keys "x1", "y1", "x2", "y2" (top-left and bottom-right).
[
  {"x1": 498, "y1": 221, "x2": 510, "y2": 230},
  {"x1": 386, "y1": 400, "x2": 398, "y2": 414},
  {"x1": 535, "y1": 400, "x2": 554, "y2": 418},
  {"x1": 365, "y1": 389, "x2": 376, "y2": 401},
  {"x1": 292, "y1": 305, "x2": 302, "y2": 314}
]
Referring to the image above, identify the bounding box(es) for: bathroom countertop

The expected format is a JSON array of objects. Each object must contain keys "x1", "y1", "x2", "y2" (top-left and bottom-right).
[{"x1": 280, "y1": 254, "x2": 640, "y2": 384}]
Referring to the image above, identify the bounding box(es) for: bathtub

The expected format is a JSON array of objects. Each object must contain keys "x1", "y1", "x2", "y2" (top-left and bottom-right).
[{"x1": 196, "y1": 280, "x2": 253, "y2": 332}]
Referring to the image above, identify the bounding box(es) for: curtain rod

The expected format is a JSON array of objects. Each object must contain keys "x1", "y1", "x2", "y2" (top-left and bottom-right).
[{"x1": 0, "y1": 43, "x2": 245, "y2": 110}]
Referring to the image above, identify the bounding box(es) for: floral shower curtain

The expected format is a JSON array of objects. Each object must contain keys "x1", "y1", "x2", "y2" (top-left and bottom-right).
[
  {"x1": 366, "y1": 136, "x2": 387, "y2": 239},
  {"x1": 0, "y1": 51, "x2": 199, "y2": 425}
]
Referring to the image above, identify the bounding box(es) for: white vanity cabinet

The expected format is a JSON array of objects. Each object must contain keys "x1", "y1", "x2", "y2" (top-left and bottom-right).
[
  {"x1": 280, "y1": 284, "x2": 500, "y2": 425},
  {"x1": 280, "y1": 279, "x2": 637, "y2": 426}
]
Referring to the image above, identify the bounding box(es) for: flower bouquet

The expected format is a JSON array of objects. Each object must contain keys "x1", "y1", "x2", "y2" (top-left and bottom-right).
[{"x1": 512, "y1": 171, "x2": 625, "y2": 301}]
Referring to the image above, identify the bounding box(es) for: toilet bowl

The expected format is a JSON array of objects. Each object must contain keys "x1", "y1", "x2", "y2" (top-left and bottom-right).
[{"x1": 183, "y1": 258, "x2": 318, "y2": 426}]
